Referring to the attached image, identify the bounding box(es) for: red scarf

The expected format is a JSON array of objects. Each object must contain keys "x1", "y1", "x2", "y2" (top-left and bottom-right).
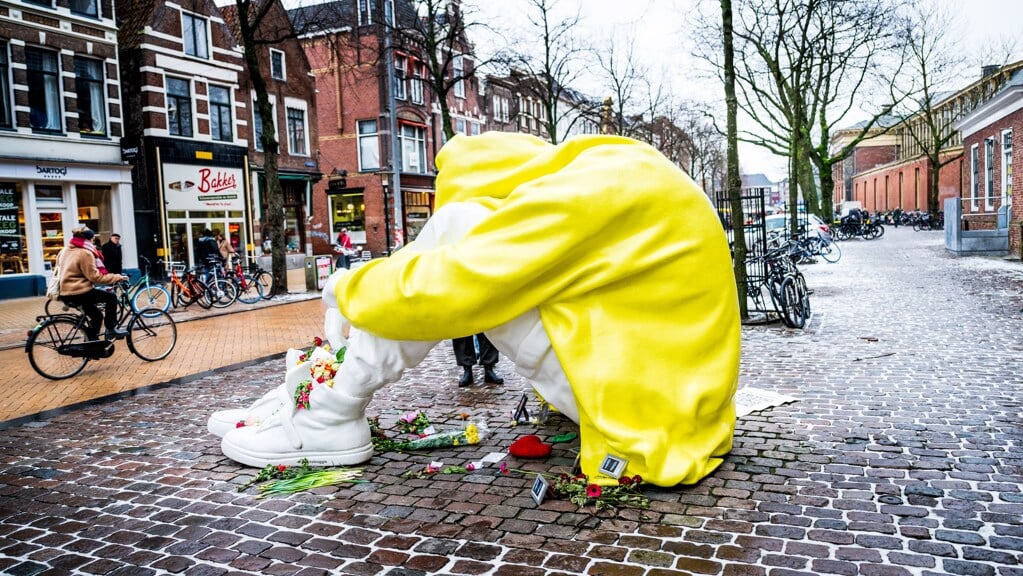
[{"x1": 70, "y1": 237, "x2": 108, "y2": 275}]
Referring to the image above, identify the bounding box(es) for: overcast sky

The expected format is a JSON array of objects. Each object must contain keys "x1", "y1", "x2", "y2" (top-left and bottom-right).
[{"x1": 464, "y1": 0, "x2": 1023, "y2": 181}]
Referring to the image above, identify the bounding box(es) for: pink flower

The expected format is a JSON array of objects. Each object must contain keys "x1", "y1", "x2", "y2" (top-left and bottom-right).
[
  {"x1": 400, "y1": 412, "x2": 418, "y2": 424},
  {"x1": 425, "y1": 466, "x2": 436, "y2": 475},
  {"x1": 586, "y1": 484, "x2": 602, "y2": 498},
  {"x1": 466, "y1": 463, "x2": 476, "y2": 471},
  {"x1": 499, "y1": 462, "x2": 508, "y2": 474}
]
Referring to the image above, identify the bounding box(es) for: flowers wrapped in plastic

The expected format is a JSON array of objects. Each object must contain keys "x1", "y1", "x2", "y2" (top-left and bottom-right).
[{"x1": 370, "y1": 420, "x2": 488, "y2": 453}]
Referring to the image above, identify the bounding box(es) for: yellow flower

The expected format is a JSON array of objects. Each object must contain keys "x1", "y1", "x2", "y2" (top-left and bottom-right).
[{"x1": 465, "y1": 424, "x2": 479, "y2": 445}]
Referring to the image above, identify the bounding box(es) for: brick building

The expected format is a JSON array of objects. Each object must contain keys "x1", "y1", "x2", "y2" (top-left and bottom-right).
[
  {"x1": 290, "y1": 0, "x2": 482, "y2": 254},
  {"x1": 832, "y1": 63, "x2": 1023, "y2": 217},
  {"x1": 954, "y1": 69, "x2": 1023, "y2": 254},
  {"x1": 117, "y1": 0, "x2": 252, "y2": 269},
  {"x1": 219, "y1": 0, "x2": 322, "y2": 256},
  {"x1": 0, "y1": 0, "x2": 135, "y2": 298}
]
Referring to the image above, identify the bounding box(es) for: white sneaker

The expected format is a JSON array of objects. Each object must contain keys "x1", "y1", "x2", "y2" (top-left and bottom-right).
[
  {"x1": 206, "y1": 347, "x2": 336, "y2": 438},
  {"x1": 220, "y1": 381, "x2": 374, "y2": 468}
]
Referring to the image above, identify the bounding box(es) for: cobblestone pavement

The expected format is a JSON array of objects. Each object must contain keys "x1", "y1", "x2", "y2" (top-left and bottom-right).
[{"x1": 0, "y1": 228, "x2": 1021, "y2": 576}]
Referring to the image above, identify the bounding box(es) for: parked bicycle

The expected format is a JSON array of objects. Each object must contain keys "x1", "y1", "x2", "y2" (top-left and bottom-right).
[
  {"x1": 245, "y1": 256, "x2": 277, "y2": 300},
  {"x1": 197, "y1": 257, "x2": 238, "y2": 309},
  {"x1": 45, "y1": 255, "x2": 170, "y2": 316},
  {"x1": 226, "y1": 254, "x2": 264, "y2": 304},
  {"x1": 163, "y1": 260, "x2": 211, "y2": 309},
  {"x1": 746, "y1": 245, "x2": 812, "y2": 329},
  {"x1": 26, "y1": 280, "x2": 177, "y2": 379},
  {"x1": 785, "y1": 232, "x2": 841, "y2": 264}
]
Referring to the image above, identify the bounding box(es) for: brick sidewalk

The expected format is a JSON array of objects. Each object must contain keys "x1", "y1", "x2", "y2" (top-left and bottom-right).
[{"x1": 0, "y1": 228, "x2": 1022, "y2": 575}]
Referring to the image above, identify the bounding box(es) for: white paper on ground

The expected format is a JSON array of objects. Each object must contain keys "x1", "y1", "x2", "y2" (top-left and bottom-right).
[{"x1": 735, "y1": 387, "x2": 798, "y2": 418}]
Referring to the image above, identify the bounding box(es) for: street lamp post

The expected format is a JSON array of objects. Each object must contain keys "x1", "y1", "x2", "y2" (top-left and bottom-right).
[{"x1": 383, "y1": 0, "x2": 404, "y2": 253}]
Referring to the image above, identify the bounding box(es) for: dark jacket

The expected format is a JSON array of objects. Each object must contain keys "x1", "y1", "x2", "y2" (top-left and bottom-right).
[
  {"x1": 101, "y1": 241, "x2": 123, "y2": 274},
  {"x1": 197, "y1": 236, "x2": 221, "y2": 264}
]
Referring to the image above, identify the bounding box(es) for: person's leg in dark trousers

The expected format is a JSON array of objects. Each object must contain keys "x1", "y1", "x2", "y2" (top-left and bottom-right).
[
  {"x1": 476, "y1": 333, "x2": 504, "y2": 384},
  {"x1": 63, "y1": 288, "x2": 120, "y2": 340},
  {"x1": 452, "y1": 336, "x2": 476, "y2": 387}
]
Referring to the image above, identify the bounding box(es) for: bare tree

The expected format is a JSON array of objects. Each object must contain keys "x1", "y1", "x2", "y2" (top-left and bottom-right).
[
  {"x1": 893, "y1": 4, "x2": 973, "y2": 219},
  {"x1": 505, "y1": 0, "x2": 590, "y2": 144},
  {"x1": 594, "y1": 28, "x2": 645, "y2": 138},
  {"x1": 721, "y1": 0, "x2": 747, "y2": 319}
]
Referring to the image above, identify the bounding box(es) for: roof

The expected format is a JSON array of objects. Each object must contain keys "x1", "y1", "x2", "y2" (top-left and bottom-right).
[
  {"x1": 954, "y1": 68, "x2": 1023, "y2": 136},
  {"x1": 741, "y1": 173, "x2": 773, "y2": 188}
]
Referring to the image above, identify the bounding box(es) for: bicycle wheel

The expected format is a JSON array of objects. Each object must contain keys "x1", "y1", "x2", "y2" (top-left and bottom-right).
[
  {"x1": 192, "y1": 277, "x2": 213, "y2": 309},
  {"x1": 255, "y1": 270, "x2": 276, "y2": 300},
  {"x1": 869, "y1": 224, "x2": 885, "y2": 239},
  {"x1": 127, "y1": 309, "x2": 177, "y2": 361},
  {"x1": 236, "y1": 274, "x2": 264, "y2": 304},
  {"x1": 794, "y1": 272, "x2": 811, "y2": 322},
  {"x1": 819, "y1": 237, "x2": 842, "y2": 263},
  {"x1": 780, "y1": 277, "x2": 805, "y2": 329},
  {"x1": 205, "y1": 279, "x2": 238, "y2": 308},
  {"x1": 132, "y1": 286, "x2": 171, "y2": 316},
  {"x1": 27, "y1": 317, "x2": 90, "y2": 379},
  {"x1": 44, "y1": 298, "x2": 70, "y2": 316}
]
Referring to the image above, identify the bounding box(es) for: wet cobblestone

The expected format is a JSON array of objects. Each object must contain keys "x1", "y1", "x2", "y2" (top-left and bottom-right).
[{"x1": 1, "y1": 229, "x2": 1022, "y2": 574}]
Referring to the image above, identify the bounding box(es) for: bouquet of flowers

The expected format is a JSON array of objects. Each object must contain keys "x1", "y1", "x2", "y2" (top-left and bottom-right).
[
  {"x1": 236, "y1": 458, "x2": 365, "y2": 497},
  {"x1": 370, "y1": 420, "x2": 488, "y2": 453},
  {"x1": 396, "y1": 411, "x2": 431, "y2": 435},
  {"x1": 549, "y1": 472, "x2": 649, "y2": 510}
]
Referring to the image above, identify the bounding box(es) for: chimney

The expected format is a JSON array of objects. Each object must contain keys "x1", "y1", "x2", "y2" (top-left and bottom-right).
[{"x1": 981, "y1": 64, "x2": 1001, "y2": 78}]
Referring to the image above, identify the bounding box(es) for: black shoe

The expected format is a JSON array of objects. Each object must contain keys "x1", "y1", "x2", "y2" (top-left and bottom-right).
[
  {"x1": 458, "y1": 367, "x2": 474, "y2": 387},
  {"x1": 105, "y1": 328, "x2": 129, "y2": 340},
  {"x1": 483, "y1": 366, "x2": 504, "y2": 384}
]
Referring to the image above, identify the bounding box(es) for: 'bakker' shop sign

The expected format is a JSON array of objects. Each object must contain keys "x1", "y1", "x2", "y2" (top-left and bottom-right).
[{"x1": 163, "y1": 163, "x2": 244, "y2": 211}]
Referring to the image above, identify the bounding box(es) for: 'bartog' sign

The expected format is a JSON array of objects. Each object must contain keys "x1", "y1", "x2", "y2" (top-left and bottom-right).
[{"x1": 163, "y1": 163, "x2": 244, "y2": 211}]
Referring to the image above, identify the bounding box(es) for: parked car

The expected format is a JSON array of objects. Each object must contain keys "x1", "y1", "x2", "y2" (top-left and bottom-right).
[{"x1": 764, "y1": 213, "x2": 831, "y2": 240}]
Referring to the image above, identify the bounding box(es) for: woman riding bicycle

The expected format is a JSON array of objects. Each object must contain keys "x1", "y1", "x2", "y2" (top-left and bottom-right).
[{"x1": 57, "y1": 226, "x2": 129, "y2": 341}]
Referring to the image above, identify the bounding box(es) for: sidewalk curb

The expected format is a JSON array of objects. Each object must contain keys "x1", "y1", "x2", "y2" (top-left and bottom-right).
[
  {"x1": 1, "y1": 292, "x2": 321, "y2": 352},
  {"x1": 0, "y1": 350, "x2": 288, "y2": 431}
]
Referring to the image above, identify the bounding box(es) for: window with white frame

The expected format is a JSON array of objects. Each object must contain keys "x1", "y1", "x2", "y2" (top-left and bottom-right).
[
  {"x1": 357, "y1": 119, "x2": 380, "y2": 171},
  {"x1": 453, "y1": 54, "x2": 464, "y2": 99},
  {"x1": 74, "y1": 56, "x2": 106, "y2": 136},
  {"x1": 27, "y1": 47, "x2": 62, "y2": 132},
  {"x1": 0, "y1": 43, "x2": 12, "y2": 129},
  {"x1": 455, "y1": 118, "x2": 466, "y2": 135},
  {"x1": 182, "y1": 12, "x2": 209, "y2": 59},
  {"x1": 985, "y1": 137, "x2": 995, "y2": 210},
  {"x1": 70, "y1": 0, "x2": 98, "y2": 18},
  {"x1": 252, "y1": 95, "x2": 276, "y2": 152},
  {"x1": 470, "y1": 121, "x2": 480, "y2": 136},
  {"x1": 357, "y1": 0, "x2": 371, "y2": 24},
  {"x1": 209, "y1": 85, "x2": 232, "y2": 142},
  {"x1": 166, "y1": 77, "x2": 193, "y2": 137},
  {"x1": 286, "y1": 105, "x2": 308, "y2": 155},
  {"x1": 410, "y1": 62, "x2": 424, "y2": 104},
  {"x1": 1003, "y1": 130, "x2": 1013, "y2": 207},
  {"x1": 394, "y1": 55, "x2": 407, "y2": 101},
  {"x1": 399, "y1": 123, "x2": 426, "y2": 174},
  {"x1": 270, "y1": 49, "x2": 286, "y2": 81},
  {"x1": 971, "y1": 143, "x2": 979, "y2": 209}
]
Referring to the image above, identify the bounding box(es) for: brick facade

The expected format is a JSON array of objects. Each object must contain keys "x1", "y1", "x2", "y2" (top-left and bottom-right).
[
  {"x1": 849, "y1": 154, "x2": 962, "y2": 214},
  {"x1": 960, "y1": 109, "x2": 1023, "y2": 254}
]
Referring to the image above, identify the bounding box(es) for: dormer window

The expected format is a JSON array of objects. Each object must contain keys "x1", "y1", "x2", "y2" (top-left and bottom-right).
[{"x1": 182, "y1": 12, "x2": 209, "y2": 59}]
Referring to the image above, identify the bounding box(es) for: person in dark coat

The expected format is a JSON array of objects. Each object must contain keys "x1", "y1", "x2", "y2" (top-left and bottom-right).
[{"x1": 101, "y1": 233, "x2": 123, "y2": 274}]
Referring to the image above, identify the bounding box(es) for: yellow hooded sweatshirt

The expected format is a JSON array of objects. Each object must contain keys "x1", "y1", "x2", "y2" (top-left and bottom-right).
[{"x1": 334, "y1": 132, "x2": 740, "y2": 487}]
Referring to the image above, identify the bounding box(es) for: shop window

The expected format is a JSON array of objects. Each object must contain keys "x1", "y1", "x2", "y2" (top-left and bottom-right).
[
  {"x1": 270, "y1": 49, "x2": 286, "y2": 81},
  {"x1": 209, "y1": 85, "x2": 233, "y2": 142},
  {"x1": 167, "y1": 77, "x2": 193, "y2": 137},
  {"x1": 332, "y1": 191, "x2": 365, "y2": 235},
  {"x1": 182, "y1": 12, "x2": 209, "y2": 59},
  {"x1": 35, "y1": 185, "x2": 63, "y2": 204},
  {"x1": 399, "y1": 124, "x2": 426, "y2": 174},
  {"x1": 0, "y1": 183, "x2": 26, "y2": 275},
  {"x1": 286, "y1": 106, "x2": 307, "y2": 155},
  {"x1": 71, "y1": 0, "x2": 98, "y2": 17},
  {"x1": 358, "y1": 119, "x2": 379, "y2": 171},
  {"x1": 76, "y1": 186, "x2": 111, "y2": 238},
  {"x1": 27, "y1": 47, "x2": 62, "y2": 132},
  {"x1": 0, "y1": 43, "x2": 12, "y2": 129},
  {"x1": 75, "y1": 56, "x2": 106, "y2": 136}
]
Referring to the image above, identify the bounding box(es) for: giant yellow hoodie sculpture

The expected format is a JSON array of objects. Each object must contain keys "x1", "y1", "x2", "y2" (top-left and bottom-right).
[{"x1": 333, "y1": 132, "x2": 740, "y2": 487}]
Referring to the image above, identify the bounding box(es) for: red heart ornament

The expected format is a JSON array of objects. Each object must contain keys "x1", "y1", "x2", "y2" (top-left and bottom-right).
[{"x1": 509, "y1": 435, "x2": 552, "y2": 459}]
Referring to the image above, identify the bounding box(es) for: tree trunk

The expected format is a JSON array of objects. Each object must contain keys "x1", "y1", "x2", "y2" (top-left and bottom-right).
[
  {"x1": 928, "y1": 154, "x2": 941, "y2": 219},
  {"x1": 722, "y1": 0, "x2": 747, "y2": 320}
]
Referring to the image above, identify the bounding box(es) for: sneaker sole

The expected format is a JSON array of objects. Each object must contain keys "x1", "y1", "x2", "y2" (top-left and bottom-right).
[{"x1": 221, "y1": 437, "x2": 374, "y2": 468}]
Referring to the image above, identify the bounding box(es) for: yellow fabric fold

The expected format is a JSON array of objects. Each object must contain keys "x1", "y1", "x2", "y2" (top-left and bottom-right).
[{"x1": 335, "y1": 132, "x2": 740, "y2": 486}]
